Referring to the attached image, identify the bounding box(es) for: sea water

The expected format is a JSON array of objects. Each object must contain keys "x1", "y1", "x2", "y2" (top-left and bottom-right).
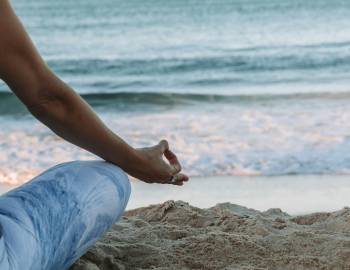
[{"x1": 1, "y1": 0, "x2": 350, "y2": 185}]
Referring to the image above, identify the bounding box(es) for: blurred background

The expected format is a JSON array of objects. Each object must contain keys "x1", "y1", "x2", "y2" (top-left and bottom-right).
[{"x1": 1, "y1": 0, "x2": 350, "y2": 213}]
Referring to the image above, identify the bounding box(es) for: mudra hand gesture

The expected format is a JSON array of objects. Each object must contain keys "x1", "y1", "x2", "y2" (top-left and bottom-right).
[{"x1": 131, "y1": 140, "x2": 189, "y2": 186}]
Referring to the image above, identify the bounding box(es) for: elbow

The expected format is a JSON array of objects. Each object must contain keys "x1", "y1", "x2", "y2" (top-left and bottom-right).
[
  {"x1": 26, "y1": 84, "x2": 55, "y2": 119},
  {"x1": 26, "y1": 97, "x2": 55, "y2": 120},
  {"x1": 12, "y1": 68, "x2": 59, "y2": 119},
  {"x1": 26, "y1": 82, "x2": 71, "y2": 123}
]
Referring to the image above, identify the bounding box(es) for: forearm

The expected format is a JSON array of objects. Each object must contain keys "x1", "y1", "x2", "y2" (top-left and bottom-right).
[{"x1": 27, "y1": 70, "x2": 140, "y2": 172}]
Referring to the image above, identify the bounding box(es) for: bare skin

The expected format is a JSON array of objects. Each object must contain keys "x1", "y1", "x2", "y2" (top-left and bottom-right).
[{"x1": 0, "y1": 0, "x2": 189, "y2": 185}]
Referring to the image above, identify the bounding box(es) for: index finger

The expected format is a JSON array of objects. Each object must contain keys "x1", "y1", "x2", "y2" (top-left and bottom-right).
[{"x1": 164, "y1": 149, "x2": 182, "y2": 174}]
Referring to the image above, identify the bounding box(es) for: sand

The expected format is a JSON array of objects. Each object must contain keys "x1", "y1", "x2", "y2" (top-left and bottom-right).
[{"x1": 70, "y1": 200, "x2": 350, "y2": 270}]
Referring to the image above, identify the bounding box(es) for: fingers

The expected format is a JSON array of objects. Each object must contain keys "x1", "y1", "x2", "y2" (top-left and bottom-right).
[
  {"x1": 157, "y1": 139, "x2": 188, "y2": 183},
  {"x1": 175, "y1": 173, "x2": 189, "y2": 185},
  {"x1": 164, "y1": 173, "x2": 189, "y2": 186},
  {"x1": 157, "y1": 139, "x2": 181, "y2": 175},
  {"x1": 164, "y1": 149, "x2": 181, "y2": 174},
  {"x1": 136, "y1": 142, "x2": 189, "y2": 185}
]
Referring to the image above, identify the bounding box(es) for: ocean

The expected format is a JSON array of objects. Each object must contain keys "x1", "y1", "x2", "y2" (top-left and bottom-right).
[{"x1": 1, "y1": 0, "x2": 350, "y2": 185}]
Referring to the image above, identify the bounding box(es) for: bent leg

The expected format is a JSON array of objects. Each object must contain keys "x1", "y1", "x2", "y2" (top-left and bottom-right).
[{"x1": 0, "y1": 160, "x2": 131, "y2": 270}]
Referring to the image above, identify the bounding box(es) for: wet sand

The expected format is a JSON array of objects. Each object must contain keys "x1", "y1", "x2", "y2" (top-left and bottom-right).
[
  {"x1": 128, "y1": 174, "x2": 350, "y2": 215},
  {"x1": 2, "y1": 174, "x2": 350, "y2": 215}
]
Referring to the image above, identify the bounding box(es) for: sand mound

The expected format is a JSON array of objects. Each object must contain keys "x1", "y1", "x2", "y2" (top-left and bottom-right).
[{"x1": 71, "y1": 201, "x2": 350, "y2": 270}]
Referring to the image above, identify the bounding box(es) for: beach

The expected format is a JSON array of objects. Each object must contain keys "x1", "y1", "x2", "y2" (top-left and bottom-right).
[
  {"x1": 1, "y1": 0, "x2": 350, "y2": 268},
  {"x1": 127, "y1": 175, "x2": 350, "y2": 215},
  {"x1": 2, "y1": 175, "x2": 350, "y2": 269},
  {"x1": 70, "y1": 199, "x2": 350, "y2": 270},
  {"x1": 70, "y1": 175, "x2": 350, "y2": 269}
]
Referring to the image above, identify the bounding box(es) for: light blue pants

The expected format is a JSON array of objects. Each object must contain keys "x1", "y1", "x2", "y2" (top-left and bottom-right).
[{"x1": 0, "y1": 160, "x2": 131, "y2": 270}]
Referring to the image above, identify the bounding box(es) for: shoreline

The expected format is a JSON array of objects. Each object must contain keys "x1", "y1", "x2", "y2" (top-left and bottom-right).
[
  {"x1": 128, "y1": 174, "x2": 350, "y2": 215},
  {"x1": 2, "y1": 174, "x2": 350, "y2": 215}
]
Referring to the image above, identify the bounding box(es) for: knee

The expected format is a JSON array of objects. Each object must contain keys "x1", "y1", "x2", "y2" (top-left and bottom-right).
[
  {"x1": 72, "y1": 160, "x2": 131, "y2": 205},
  {"x1": 36, "y1": 160, "x2": 131, "y2": 208}
]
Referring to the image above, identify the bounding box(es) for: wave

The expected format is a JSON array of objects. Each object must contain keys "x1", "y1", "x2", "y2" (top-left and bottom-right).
[
  {"x1": 80, "y1": 91, "x2": 350, "y2": 105},
  {"x1": 48, "y1": 55, "x2": 350, "y2": 76},
  {"x1": 46, "y1": 42, "x2": 350, "y2": 77},
  {"x1": 2, "y1": 90, "x2": 350, "y2": 116},
  {"x1": 42, "y1": 43, "x2": 350, "y2": 93}
]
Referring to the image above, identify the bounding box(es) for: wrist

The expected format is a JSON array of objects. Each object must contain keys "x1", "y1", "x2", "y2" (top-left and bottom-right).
[{"x1": 112, "y1": 144, "x2": 144, "y2": 175}]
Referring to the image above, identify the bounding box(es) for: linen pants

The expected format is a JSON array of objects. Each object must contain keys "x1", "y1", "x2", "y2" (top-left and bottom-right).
[{"x1": 0, "y1": 160, "x2": 131, "y2": 270}]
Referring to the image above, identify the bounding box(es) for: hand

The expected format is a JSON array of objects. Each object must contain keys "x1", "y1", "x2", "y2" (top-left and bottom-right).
[{"x1": 126, "y1": 140, "x2": 189, "y2": 186}]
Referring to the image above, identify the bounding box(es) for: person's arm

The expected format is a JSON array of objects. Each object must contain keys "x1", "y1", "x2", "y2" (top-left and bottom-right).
[{"x1": 0, "y1": 0, "x2": 188, "y2": 185}]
